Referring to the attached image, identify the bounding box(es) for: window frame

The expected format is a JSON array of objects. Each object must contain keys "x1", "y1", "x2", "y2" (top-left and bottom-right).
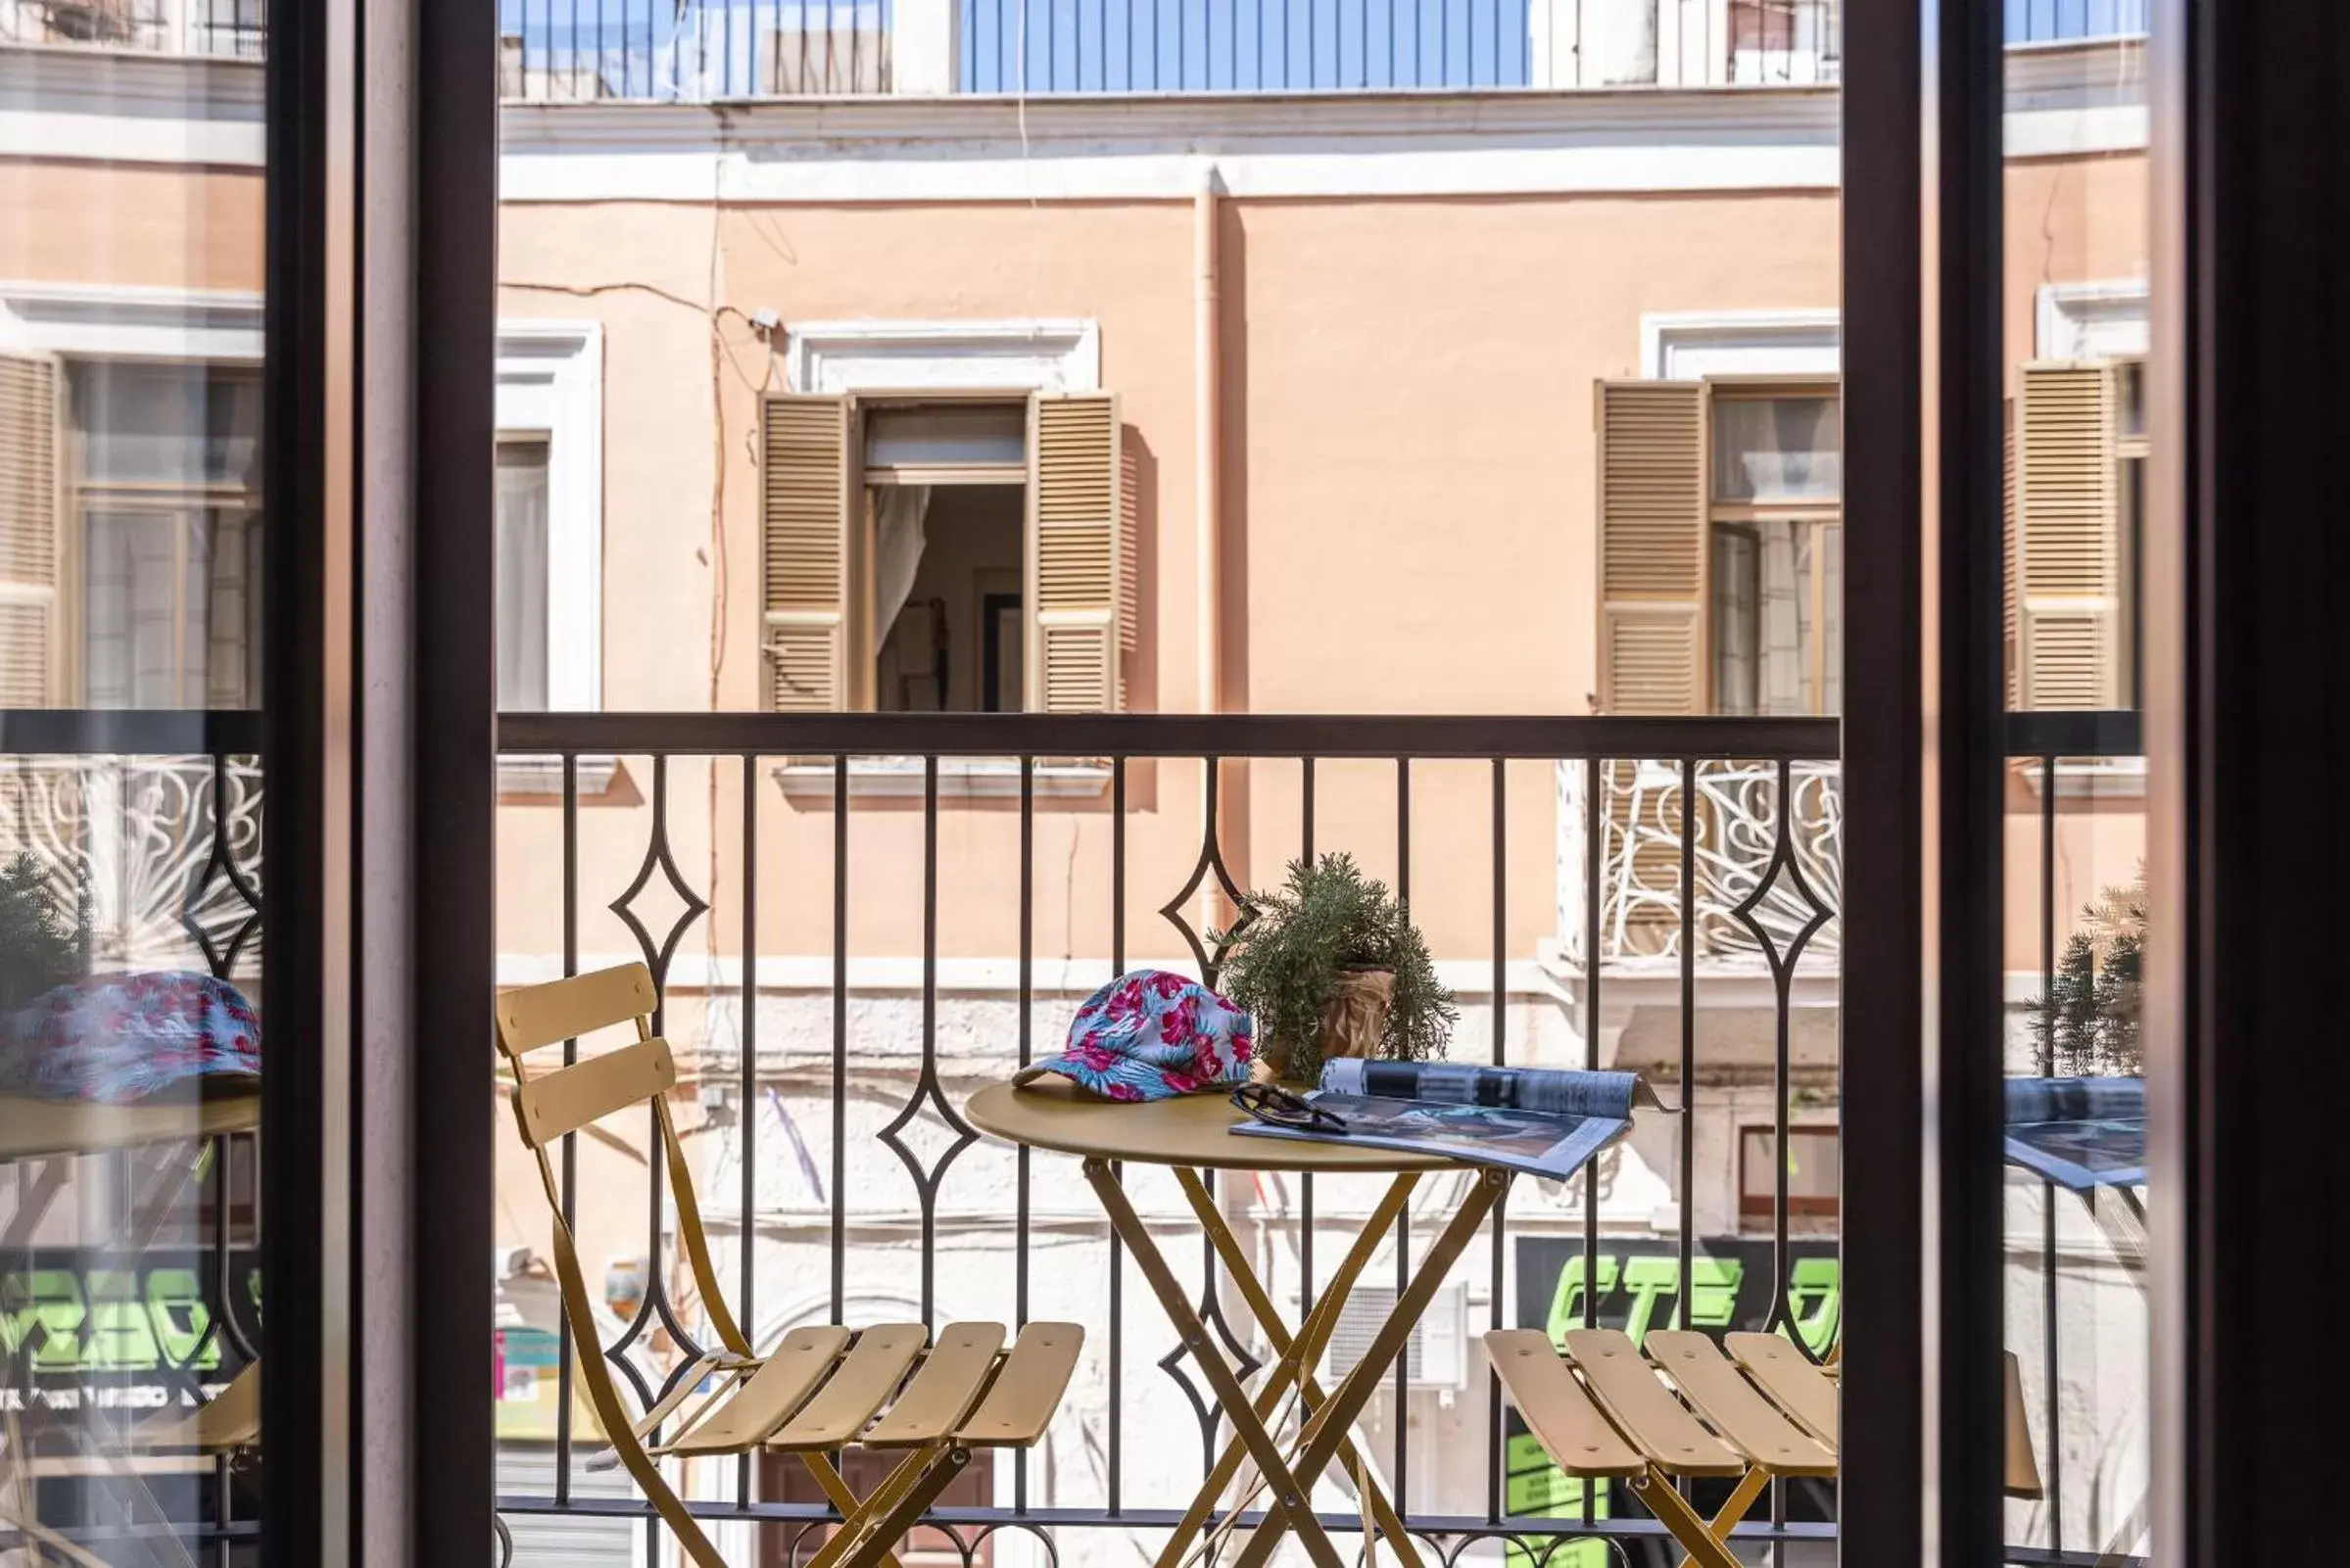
[
  {"x1": 853, "y1": 391, "x2": 1032, "y2": 715},
  {"x1": 61, "y1": 356, "x2": 266, "y2": 709},
  {"x1": 1705, "y1": 375, "x2": 1844, "y2": 718}
]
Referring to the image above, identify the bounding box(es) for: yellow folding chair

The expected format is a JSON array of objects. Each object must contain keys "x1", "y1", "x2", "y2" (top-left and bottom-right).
[
  {"x1": 496, "y1": 964, "x2": 1082, "y2": 1568},
  {"x1": 0, "y1": 1362, "x2": 262, "y2": 1568},
  {"x1": 1489, "y1": 1326, "x2": 2043, "y2": 1568}
]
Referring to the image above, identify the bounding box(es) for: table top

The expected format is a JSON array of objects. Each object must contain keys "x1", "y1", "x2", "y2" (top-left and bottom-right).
[
  {"x1": 965, "y1": 1077, "x2": 1461, "y2": 1173},
  {"x1": 0, "y1": 1087, "x2": 261, "y2": 1162}
]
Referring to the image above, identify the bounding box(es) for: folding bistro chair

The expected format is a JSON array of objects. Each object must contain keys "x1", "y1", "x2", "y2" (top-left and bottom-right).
[
  {"x1": 0, "y1": 1362, "x2": 261, "y2": 1568},
  {"x1": 1488, "y1": 1327, "x2": 2042, "y2": 1568},
  {"x1": 496, "y1": 964, "x2": 1082, "y2": 1568}
]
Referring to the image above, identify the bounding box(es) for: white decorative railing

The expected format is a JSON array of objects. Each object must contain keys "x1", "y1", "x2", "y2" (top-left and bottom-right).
[
  {"x1": 1559, "y1": 756, "x2": 1841, "y2": 972},
  {"x1": 0, "y1": 755, "x2": 264, "y2": 979}
]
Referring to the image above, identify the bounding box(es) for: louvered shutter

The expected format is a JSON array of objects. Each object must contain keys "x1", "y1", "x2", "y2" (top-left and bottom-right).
[
  {"x1": 1027, "y1": 393, "x2": 1126, "y2": 714},
  {"x1": 0, "y1": 354, "x2": 59, "y2": 710},
  {"x1": 1597, "y1": 381, "x2": 1708, "y2": 713},
  {"x1": 760, "y1": 394, "x2": 856, "y2": 712},
  {"x1": 2015, "y1": 363, "x2": 2120, "y2": 710},
  {"x1": 1594, "y1": 381, "x2": 1706, "y2": 952},
  {"x1": 2002, "y1": 398, "x2": 2020, "y2": 708}
]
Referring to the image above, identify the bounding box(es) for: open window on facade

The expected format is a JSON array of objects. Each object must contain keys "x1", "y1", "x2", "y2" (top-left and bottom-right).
[
  {"x1": 1593, "y1": 376, "x2": 1843, "y2": 719},
  {"x1": 760, "y1": 391, "x2": 1133, "y2": 714},
  {"x1": 0, "y1": 358, "x2": 268, "y2": 712}
]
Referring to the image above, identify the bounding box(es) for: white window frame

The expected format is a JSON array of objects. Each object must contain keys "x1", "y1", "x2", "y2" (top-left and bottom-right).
[
  {"x1": 494, "y1": 319, "x2": 603, "y2": 713},
  {"x1": 776, "y1": 319, "x2": 1112, "y2": 799},
  {"x1": 1641, "y1": 308, "x2": 1842, "y2": 380},
  {"x1": 2035, "y1": 278, "x2": 2151, "y2": 360},
  {"x1": 0, "y1": 285, "x2": 605, "y2": 714}
]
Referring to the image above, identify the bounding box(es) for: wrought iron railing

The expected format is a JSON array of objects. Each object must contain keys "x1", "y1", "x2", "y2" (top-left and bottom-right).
[
  {"x1": 0, "y1": 708, "x2": 266, "y2": 1565},
  {"x1": 0, "y1": 707, "x2": 2152, "y2": 1564},
  {"x1": 481, "y1": 710, "x2": 1844, "y2": 1566}
]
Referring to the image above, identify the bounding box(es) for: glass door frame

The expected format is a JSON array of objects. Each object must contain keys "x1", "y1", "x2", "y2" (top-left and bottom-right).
[{"x1": 262, "y1": 0, "x2": 499, "y2": 1559}]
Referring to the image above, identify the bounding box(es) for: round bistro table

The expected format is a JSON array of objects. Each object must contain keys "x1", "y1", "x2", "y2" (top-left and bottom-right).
[{"x1": 967, "y1": 1077, "x2": 1508, "y2": 1568}]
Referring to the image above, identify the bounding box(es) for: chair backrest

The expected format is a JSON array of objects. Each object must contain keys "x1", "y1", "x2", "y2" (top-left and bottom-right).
[{"x1": 492, "y1": 967, "x2": 753, "y2": 1567}]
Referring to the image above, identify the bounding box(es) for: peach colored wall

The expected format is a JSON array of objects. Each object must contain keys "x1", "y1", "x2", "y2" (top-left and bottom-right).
[
  {"x1": 496, "y1": 159, "x2": 2144, "y2": 978},
  {"x1": 0, "y1": 159, "x2": 264, "y2": 289}
]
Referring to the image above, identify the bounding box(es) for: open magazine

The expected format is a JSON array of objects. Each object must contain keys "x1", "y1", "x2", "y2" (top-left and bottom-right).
[
  {"x1": 2003, "y1": 1076, "x2": 2145, "y2": 1190},
  {"x1": 1230, "y1": 1061, "x2": 1667, "y2": 1180}
]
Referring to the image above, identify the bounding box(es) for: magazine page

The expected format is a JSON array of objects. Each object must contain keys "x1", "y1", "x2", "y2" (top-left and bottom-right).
[
  {"x1": 1230, "y1": 1064, "x2": 1659, "y2": 1180},
  {"x1": 2002, "y1": 1076, "x2": 2146, "y2": 1191}
]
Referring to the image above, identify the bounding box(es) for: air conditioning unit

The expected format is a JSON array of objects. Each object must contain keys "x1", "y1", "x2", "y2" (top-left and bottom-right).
[{"x1": 1319, "y1": 1283, "x2": 1470, "y2": 1392}]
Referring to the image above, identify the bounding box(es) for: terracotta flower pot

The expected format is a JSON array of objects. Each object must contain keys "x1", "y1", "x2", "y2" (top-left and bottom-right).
[{"x1": 1248, "y1": 967, "x2": 1394, "y2": 1085}]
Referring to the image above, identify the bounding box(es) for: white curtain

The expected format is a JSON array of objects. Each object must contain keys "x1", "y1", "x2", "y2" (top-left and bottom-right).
[{"x1": 873, "y1": 484, "x2": 934, "y2": 639}]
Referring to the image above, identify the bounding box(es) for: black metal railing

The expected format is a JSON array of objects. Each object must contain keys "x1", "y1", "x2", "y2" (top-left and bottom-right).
[
  {"x1": 0, "y1": 707, "x2": 2152, "y2": 1564},
  {"x1": 484, "y1": 710, "x2": 1843, "y2": 1565},
  {"x1": 0, "y1": 707, "x2": 266, "y2": 1564}
]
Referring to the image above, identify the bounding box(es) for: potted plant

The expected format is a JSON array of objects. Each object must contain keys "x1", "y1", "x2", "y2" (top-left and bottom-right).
[
  {"x1": 2034, "y1": 865, "x2": 2144, "y2": 1077},
  {"x1": 0, "y1": 852, "x2": 90, "y2": 1018},
  {"x1": 1211, "y1": 852, "x2": 1457, "y2": 1085}
]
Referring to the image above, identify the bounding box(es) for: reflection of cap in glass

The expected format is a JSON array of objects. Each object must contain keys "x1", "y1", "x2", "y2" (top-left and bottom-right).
[
  {"x1": 1012, "y1": 970, "x2": 1256, "y2": 1103},
  {"x1": 0, "y1": 972, "x2": 262, "y2": 1104}
]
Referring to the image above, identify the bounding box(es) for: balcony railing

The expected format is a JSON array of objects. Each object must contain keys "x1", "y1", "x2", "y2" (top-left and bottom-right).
[
  {"x1": 0, "y1": 707, "x2": 2151, "y2": 1565},
  {"x1": 2, "y1": 0, "x2": 2141, "y2": 98},
  {"x1": 0, "y1": 0, "x2": 264, "y2": 58}
]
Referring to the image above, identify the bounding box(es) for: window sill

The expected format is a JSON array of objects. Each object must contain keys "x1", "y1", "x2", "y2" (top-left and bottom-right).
[
  {"x1": 499, "y1": 754, "x2": 621, "y2": 798},
  {"x1": 772, "y1": 757, "x2": 1113, "y2": 801}
]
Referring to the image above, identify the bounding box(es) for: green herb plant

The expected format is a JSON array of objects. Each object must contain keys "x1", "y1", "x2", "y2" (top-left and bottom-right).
[
  {"x1": 0, "y1": 851, "x2": 90, "y2": 1016},
  {"x1": 1211, "y1": 852, "x2": 1457, "y2": 1083},
  {"x1": 2034, "y1": 864, "x2": 2144, "y2": 1076}
]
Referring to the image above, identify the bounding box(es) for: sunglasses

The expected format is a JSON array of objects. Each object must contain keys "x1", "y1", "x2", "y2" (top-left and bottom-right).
[{"x1": 1230, "y1": 1082, "x2": 1351, "y2": 1134}]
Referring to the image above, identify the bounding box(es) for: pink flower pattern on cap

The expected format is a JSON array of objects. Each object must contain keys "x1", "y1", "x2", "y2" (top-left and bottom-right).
[{"x1": 1012, "y1": 970, "x2": 1254, "y2": 1102}]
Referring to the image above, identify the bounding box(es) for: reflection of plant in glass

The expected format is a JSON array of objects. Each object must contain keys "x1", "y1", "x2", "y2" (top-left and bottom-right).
[
  {"x1": 0, "y1": 852, "x2": 91, "y2": 1016},
  {"x1": 2036, "y1": 866, "x2": 2143, "y2": 1076},
  {"x1": 1212, "y1": 853, "x2": 1457, "y2": 1083}
]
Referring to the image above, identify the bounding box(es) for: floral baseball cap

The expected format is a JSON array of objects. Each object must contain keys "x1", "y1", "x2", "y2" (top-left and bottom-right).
[{"x1": 1013, "y1": 970, "x2": 1255, "y2": 1102}]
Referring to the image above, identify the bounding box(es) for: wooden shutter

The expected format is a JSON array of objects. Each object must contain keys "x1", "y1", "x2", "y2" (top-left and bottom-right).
[
  {"x1": 2002, "y1": 398, "x2": 2020, "y2": 708},
  {"x1": 760, "y1": 394, "x2": 857, "y2": 712},
  {"x1": 1595, "y1": 381, "x2": 1707, "y2": 714},
  {"x1": 0, "y1": 354, "x2": 58, "y2": 710},
  {"x1": 2014, "y1": 362, "x2": 2120, "y2": 710},
  {"x1": 1594, "y1": 380, "x2": 1706, "y2": 953},
  {"x1": 1027, "y1": 393, "x2": 1126, "y2": 714}
]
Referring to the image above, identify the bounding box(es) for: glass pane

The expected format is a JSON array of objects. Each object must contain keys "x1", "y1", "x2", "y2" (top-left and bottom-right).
[
  {"x1": 865, "y1": 404, "x2": 1026, "y2": 467},
  {"x1": 72, "y1": 363, "x2": 264, "y2": 487},
  {"x1": 2001, "y1": 16, "x2": 2150, "y2": 1566},
  {"x1": 1713, "y1": 528, "x2": 1760, "y2": 715},
  {"x1": 496, "y1": 443, "x2": 551, "y2": 711},
  {"x1": 1711, "y1": 394, "x2": 1843, "y2": 501},
  {"x1": 1, "y1": 6, "x2": 268, "y2": 1558}
]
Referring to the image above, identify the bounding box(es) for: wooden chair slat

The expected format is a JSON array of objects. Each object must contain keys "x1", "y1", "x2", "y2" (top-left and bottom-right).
[
  {"x1": 1724, "y1": 1332, "x2": 1838, "y2": 1449},
  {"x1": 862, "y1": 1324, "x2": 1005, "y2": 1449},
  {"x1": 132, "y1": 1362, "x2": 261, "y2": 1453},
  {"x1": 957, "y1": 1322, "x2": 1084, "y2": 1449},
  {"x1": 1643, "y1": 1332, "x2": 1836, "y2": 1477},
  {"x1": 1481, "y1": 1330, "x2": 1646, "y2": 1479},
  {"x1": 767, "y1": 1325, "x2": 930, "y2": 1451},
  {"x1": 2004, "y1": 1351, "x2": 2045, "y2": 1500},
  {"x1": 496, "y1": 965, "x2": 657, "y2": 1056},
  {"x1": 664, "y1": 1327, "x2": 851, "y2": 1455},
  {"x1": 513, "y1": 1037, "x2": 677, "y2": 1148},
  {"x1": 1559, "y1": 1328, "x2": 1746, "y2": 1479}
]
